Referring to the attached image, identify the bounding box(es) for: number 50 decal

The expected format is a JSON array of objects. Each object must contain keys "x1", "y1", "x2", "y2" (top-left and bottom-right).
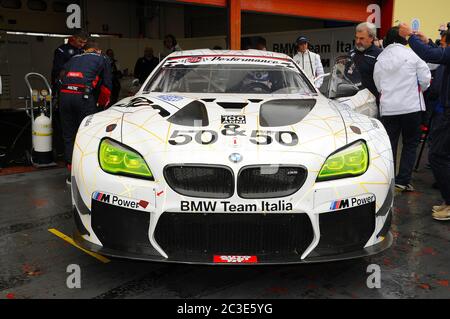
[
  {"x1": 169, "y1": 130, "x2": 218, "y2": 146},
  {"x1": 169, "y1": 130, "x2": 298, "y2": 146},
  {"x1": 250, "y1": 131, "x2": 298, "y2": 146}
]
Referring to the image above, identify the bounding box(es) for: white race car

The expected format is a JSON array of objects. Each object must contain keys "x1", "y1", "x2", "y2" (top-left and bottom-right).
[{"x1": 71, "y1": 50, "x2": 394, "y2": 265}]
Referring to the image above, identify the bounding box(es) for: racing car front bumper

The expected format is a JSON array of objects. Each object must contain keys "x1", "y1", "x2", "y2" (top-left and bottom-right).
[{"x1": 72, "y1": 178, "x2": 394, "y2": 265}]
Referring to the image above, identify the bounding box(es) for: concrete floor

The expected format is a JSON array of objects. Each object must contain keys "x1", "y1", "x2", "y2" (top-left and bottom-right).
[{"x1": 0, "y1": 167, "x2": 449, "y2": 299}]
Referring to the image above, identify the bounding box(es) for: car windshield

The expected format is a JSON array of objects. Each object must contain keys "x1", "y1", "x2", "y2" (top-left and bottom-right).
[{"x1": 145, "y1": 60, "x2": 315, "y2": 95}]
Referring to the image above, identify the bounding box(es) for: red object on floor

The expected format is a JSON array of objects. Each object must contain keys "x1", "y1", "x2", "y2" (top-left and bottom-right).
[{"x1": 0, "y1": 163, "x2": 65, "y2": 177}]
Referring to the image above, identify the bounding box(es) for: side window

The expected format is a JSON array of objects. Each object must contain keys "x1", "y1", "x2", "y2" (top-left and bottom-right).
[{"x1": 328, "y1": 56, "x2": 361, "y2": 99}]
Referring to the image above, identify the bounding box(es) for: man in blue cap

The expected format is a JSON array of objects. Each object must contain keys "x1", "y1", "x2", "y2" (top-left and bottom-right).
[{"x1": 293, "y1": 36, "x2": 325, "y2": 89}]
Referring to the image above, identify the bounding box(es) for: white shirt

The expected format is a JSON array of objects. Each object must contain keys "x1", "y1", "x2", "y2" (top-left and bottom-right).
[
  {"x1": 293, "y1": 50, "x2": 325, "y2": 88},
  {"x1": 373, "y1": 43, "x2": 431, "y2": 117}
]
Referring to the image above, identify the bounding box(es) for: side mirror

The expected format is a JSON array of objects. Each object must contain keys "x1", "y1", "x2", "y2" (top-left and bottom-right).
[
  {"x1": 334, "y1": 83, "x2": 359, "y2": 98},
  {"x1": 132, "y1": 79, "x2": 140, "y2": 87}
]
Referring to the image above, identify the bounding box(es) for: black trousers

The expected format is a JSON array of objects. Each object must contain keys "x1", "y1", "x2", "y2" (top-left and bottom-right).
[
  {"x1": 381, "y1": 112, "x2": 422, "y2": 186},
  {"x1": 429, "y1": 115, "x2": 450, "y2": 205},
  {"x1": 59, "y1": 92, "x2": 97, "y2": 165}
]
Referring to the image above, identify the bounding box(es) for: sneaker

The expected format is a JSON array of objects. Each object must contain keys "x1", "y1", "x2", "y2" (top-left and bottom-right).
[
  {"x1": 66, "y1": 176, "x2": 72, "y2": 185},
  {"x1": 395, "y1": 184, "x2": 415, "y2": 192},
  {"x1": 432, "y1": 206, "x2": 450, "y2": 221},
  {"x1": 433, "y1": 203, "x2": 447, "y2": 213}
]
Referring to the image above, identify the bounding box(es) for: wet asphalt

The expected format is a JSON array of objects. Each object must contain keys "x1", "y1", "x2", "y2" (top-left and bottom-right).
[{"x1": 0, "y1": 167, "x2": 449, "y2": 299}]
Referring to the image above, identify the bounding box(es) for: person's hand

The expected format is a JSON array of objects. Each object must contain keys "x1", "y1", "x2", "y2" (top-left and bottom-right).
[
  {"x1": 416, "y1": 32, "x2": 429, "y2": 44},
  {"x1": 398, "y1": 23, "x2": 413, "y2": 38}
]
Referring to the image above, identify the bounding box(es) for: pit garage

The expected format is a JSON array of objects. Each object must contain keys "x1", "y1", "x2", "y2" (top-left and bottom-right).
[{"x1": 0, "y1": 0, "x2": 449, "y2": 301}]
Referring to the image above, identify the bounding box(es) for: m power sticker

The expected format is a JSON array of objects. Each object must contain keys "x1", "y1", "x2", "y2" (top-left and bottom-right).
[
  {"x1": 330, "y1": 194, "x2": 376, "y2": 211},
  {"x1": 92, "y1": 192, "x2": 152, "y2": 211}
]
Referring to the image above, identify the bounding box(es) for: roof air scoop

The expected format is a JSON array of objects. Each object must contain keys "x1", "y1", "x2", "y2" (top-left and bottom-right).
[
  {"x1": 217, "y1": 102, "x2": 249, "y2": 110},
  {"x1": 260, "y1": 99, "x2": 317, "y2": 127},
  {"x1": 167, "y1": 101, "x2": 209, "y2": 127}
]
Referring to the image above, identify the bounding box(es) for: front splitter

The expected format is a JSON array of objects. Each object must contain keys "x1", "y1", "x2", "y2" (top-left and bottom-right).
[{"x1": 73, "y1": 231, "x2": 393, "y2": 266}]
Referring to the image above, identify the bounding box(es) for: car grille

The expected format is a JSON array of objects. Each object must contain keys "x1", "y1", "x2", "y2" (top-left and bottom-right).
[
  {"x1": 164, "y1": 165, "x2": 234, "y2": 199},
  {"x1": 238, "y1": 166, "x2": 307, "y2": 199},
  {"x1": 155, "y1": 213, "x2": 314, "y2": 258}
]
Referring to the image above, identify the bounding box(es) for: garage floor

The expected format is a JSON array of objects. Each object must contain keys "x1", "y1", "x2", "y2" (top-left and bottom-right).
[{"x1": 0, "y1": 167, "x2": 449, "y2": 299}]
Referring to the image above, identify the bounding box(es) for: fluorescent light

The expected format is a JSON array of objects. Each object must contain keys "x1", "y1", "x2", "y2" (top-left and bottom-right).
[{"x1": 6, "y1": 31, "x2": 70, "y2": 38}]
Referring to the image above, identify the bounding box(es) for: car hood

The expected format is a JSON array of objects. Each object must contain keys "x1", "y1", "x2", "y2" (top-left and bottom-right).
[{"x1": 107, "y1": 93, "x2": 348, "y2": 163}]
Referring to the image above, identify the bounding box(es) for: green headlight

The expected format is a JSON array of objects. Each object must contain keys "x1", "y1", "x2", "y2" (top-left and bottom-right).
[
  {"x1": 317, "y1": 141, "x2": 369, "y2": 182},
  {"x1": 99, "y1": 139, "x2": 153, "y2": 180}
]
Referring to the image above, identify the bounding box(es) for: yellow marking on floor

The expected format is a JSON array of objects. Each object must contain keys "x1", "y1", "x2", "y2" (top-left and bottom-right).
[{"x1": 48, "y1": 229, "x2": 111, "y2": 264}]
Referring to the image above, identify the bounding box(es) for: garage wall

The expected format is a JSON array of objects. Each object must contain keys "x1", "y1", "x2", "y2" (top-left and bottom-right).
[
  {"x1": 393, "y1": 0, "x2": 450, "y2": 40},
  {"x1": 0, "y1": 26, "x2": 355, "y2": 110},
  {"x1": 86, "y1": 0, "x2": 139, "y2": 37}
]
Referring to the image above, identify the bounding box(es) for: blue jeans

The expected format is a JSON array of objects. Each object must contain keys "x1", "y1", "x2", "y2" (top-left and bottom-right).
[{"x1": 381, "y1": 112, "x2": 422, "y2": 186}]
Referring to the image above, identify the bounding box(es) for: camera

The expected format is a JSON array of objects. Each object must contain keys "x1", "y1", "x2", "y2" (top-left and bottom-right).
[{"x1": 439, "y1": 22, "x2": 450, "y2": 36}]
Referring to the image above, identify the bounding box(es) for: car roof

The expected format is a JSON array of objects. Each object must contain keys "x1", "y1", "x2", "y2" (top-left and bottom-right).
[{"x1": 166, "y1": 49, "x2": 292, "y2": 60}]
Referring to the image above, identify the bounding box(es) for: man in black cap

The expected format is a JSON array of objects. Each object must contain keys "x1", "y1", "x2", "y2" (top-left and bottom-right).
[{"x1": 293, "y1": 36, "x2": 324, "y2": 88}]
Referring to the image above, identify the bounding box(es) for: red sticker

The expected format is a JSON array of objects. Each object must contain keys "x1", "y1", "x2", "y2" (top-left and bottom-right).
[
  {"x1": 187, "y1": 56, "x2": 202, "y2": 63},
  {"x1": 213, "y1": 256, "x2": 258, "y2": 264},
  {"x1": 139, "y1": 200, "x2": 149, "y2": 209},
  {"x1": 66, "y1": 72, "x2": 84, "y2": 78}
]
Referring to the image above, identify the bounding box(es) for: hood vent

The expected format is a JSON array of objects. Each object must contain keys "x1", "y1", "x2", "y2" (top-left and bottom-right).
[
  {"x1": 168, "y1": 101, "x2": 209, "y2": 127},
  {"x1": 260, "y1": 99, "x2": 317, "y2": 127},
  {"x1": 217, "y1": 102, "x2": 249, "y2": 110}
]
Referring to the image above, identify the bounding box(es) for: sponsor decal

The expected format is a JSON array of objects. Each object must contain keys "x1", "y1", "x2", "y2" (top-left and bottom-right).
[
  {"x1": 222, "y1": 115, "x2": 246, "y2": 125},
  {"x1": 214, "y1": 255, "x2": 258, "y2": 264},
  {"x1": 66, "y1": 72, "x2": 83, "y2": 78},
  {"x1": 92, "y1": 191, "x2": 150, "y2": 211},
  {"x1": 330, "y1": 194, "x2": 376, "y2": 211},
  {"x1": 165, "y1": 55, "x2": 298, "y2": 70},
  {"x1": 187, "y1": 56, "x2": 203, "y2": 63},
  {"x1": 181, "y1": 200, "x2": 293, "y2": 213},
  {"x1": 157, "y1": 95, "x2": 184, "y2": 102},
  {"x1": 370, "y1": 119, "x2": 380, "y2": 129},
  {"x1": 84, "y1": 115, "x2": 94, "y2": 127}
]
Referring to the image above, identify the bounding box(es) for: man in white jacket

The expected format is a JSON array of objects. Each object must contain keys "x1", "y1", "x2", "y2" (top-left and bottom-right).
[
  {"x1": 374, "y1": 26, "x2": 431, "y2": 192},
  {"x1": 293, "y1": 36, "x2": 324, "y2": 89}
]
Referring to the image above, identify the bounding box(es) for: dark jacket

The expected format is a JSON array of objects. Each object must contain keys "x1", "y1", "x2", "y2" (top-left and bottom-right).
[
  {"x1": 409, "y1": 35, "x2": 450, "y2": 117},
  {"x1": 51, "y1": 43, "x2": 83, "y2": 87},
  {"x1": 350, "y1": 44, "x2": 383, "y2": 99},
  {"x1": 134, "y1": 56, "x2": 159, "y2": 84},
  {"x1": 61, "y1": 51, "x2": 113, "y2": 107}
]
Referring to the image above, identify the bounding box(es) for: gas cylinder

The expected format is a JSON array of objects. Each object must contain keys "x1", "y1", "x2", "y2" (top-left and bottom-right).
[{"x1": 32, "y1": 112, "x2": 53, "y2": 163}]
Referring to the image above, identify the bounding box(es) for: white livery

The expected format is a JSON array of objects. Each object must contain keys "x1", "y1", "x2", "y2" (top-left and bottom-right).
[{"x1": 71, "y1": 50, "x2": 394, "y2": 264}]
